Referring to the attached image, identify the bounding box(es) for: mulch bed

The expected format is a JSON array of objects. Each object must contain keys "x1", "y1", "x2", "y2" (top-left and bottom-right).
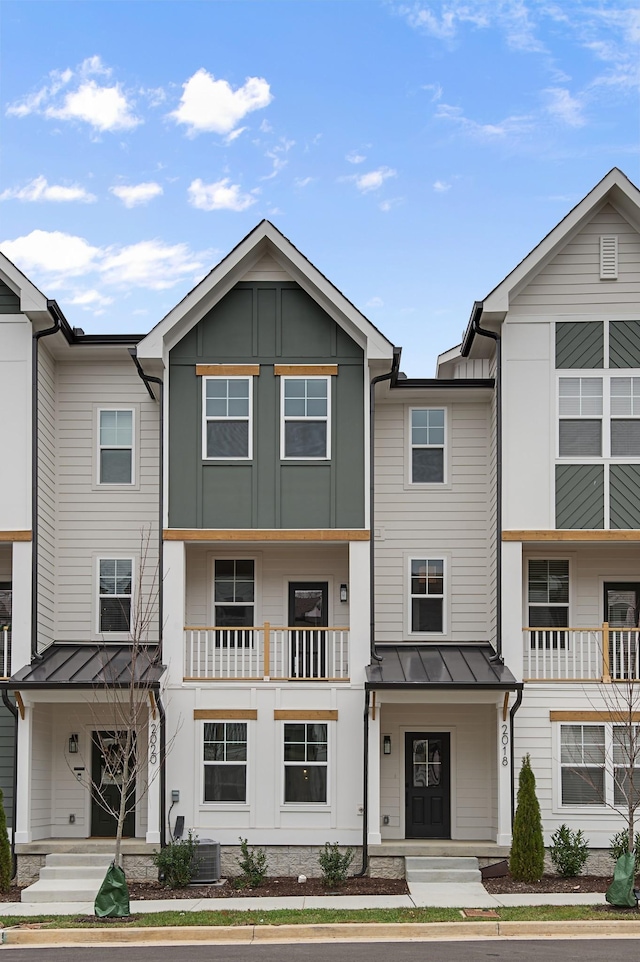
[
  {"x1": 483, "y1": 873, "x2": 612, "y2": 894},
  {"x1": 127, "y1": 876, "x2": 409, "y2": 899}
]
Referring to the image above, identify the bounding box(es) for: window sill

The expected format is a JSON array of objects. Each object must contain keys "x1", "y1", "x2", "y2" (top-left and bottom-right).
[
  {"x1": 280, "y1": 803, "x2": 330, "y2": 812},
  {"x1": 199, "y1": 803, "x2": 250, "y2": 811}
]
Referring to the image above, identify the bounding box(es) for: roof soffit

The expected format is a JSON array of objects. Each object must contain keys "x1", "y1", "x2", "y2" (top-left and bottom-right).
[{"x1": 0, "y1": 254, "x2": 48, "y2": 317}]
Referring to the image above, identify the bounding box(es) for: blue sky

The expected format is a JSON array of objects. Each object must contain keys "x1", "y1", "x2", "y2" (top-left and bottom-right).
[{"x1": 1, "y1": 1, "x2": 639, "y2": 374}]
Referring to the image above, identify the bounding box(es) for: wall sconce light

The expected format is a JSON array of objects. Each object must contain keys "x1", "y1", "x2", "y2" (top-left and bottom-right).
[
  {"x1": 383, "y1": 735, "x2": 391, "y2": 755},
  {"x1": 68, "y1": 734, "x2": 79, "y2": 754},
  {"x1": 340, "y1": 584, "x2": 348, "y2": 603}
]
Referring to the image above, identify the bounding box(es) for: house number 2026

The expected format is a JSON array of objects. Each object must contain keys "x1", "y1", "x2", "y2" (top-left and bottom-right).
[{"x1": 501, "y1": 724, "x2": 509, "y2": 767}]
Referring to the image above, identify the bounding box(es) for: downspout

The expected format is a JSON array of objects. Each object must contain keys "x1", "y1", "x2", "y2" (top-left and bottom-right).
[
  {"x1": 156, "y1": 691, "x2": 167, "y2": 848},
  {"x1": 467, "y1": 303, "x2": 503, "y2": 661},
  {"x1": 369, "y1": 348, "x2": 401, "y2": 662},
  {"x1": 1, "y1": 691, "x2": 18, "y2": 878},
  {"x1": 128, "y1": 349, "x2": 164, "y2": 661},
  {"x1": 352, "y1": 688, "x2": 370, "y2": 876},
  {"x1": 509, "y1": 689, "x2": 523, "y2": 824},
  {"x1": 31, "y1": 301, "x2": 62, "y2": 660}
]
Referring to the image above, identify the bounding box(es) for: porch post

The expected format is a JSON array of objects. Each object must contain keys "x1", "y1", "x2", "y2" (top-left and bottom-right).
[
  {"x1": 496, "y1": 699, "x2": 512, "y2": 847},
  {"x1": 14, "y1": 698, "x2": 32, "y2": 844},
  {"x1": 11, "y1": 541, "x2": 32, "y2": 671},
  {"x1": 163, "y1": 540, "x2": 185, "y2": 687},
  {"x1": 502, "y1": 540, "x2": 523, "y2": 680},
  {"x1": 367, "y1": 693, "x2": 381, "y2": 845},
  {"x1": 348, "y1": 540, "x2": 370, "y2": 685},
  {"x1": 145, "y1": 702, "x2": 161, "y2": 844}
]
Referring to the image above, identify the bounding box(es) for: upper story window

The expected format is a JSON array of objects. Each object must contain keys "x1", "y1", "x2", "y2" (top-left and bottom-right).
[
  {"x1": 281, "y1": 377, "x2": 330, "y2": 459},
  {"x1": 98, "y1": 558, "x2": 132, "y2": 633},
  {"x1": 410, "y1": 557, "x2": 444, "y2": 634},
  {"x1": 528, "y1": 560, "x2": 569, "y2": 628},
  {"x1": 559, "y1": 376, "x2": 640, "y2": 458},
  {"x1": 410, "y1": 408, "x2": 445, "y2": 483},
  {"x1": 203, "y1": 377, "x2": 252, "y2": 460},
  {"x1": 610, "y1": 377, "x2": 640, "y2": 456},
  {"x1": 214, "y1": 559, "x2": 255, "y2": 635},
  {"x1": 99, "y1": 409, "x2": 134, "y2": 484}
]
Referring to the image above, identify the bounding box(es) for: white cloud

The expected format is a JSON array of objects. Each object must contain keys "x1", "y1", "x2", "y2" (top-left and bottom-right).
[
  {"x1": 225, "y1": 126, "x2": 247, "y2": 143},
  {"x1": 99, "y1": 240, "x2": 206, "y2": 290},
  {"x1": 68, "y1": 289, "x2": 114, "y2": 309},
  {"x1": 346, "y1": 150, "x2": 366, "y2": 164},
  {"x1": 395, "y1": 2, "x2": 543, "y2": 53},
  {"x1": 422, "y1": 83, "x2": 443, "y2": 102},
  {"x1": 0, "y1": 175, "x2": 96, "y2": 203},
  {"x1": 435, "y1": 102, "x2": 533, "y2": 139},
  {"x1": 294, "y1": 176, "x2": 314, "y2": 188},
  {"x1": 354, "y1": 166, "x2": 397, "y2": 193},
  {"x1": 365, "y1": 296, "x2": 384, "y2": 308},
  {"x1": 263, "y1": 137, "x2": 295, "y2": 180},
  {"x1": 110, "y1": 182, "x2": 164, "y2": 207},
  {"x1": 433, "y1": 179, "x2": 452, "y2": 192},
  {"x1": 169, "y1": 68, "x2": 272, "y2": 136},
  {"x1": 187, "y1": 178, "x2": 258, "y2": 212},
  {"x1": 545, "y1": 87, "x2": 586, "y2": 127},
  {"x1": 0, "y1": 230, "x2": 101, "y2": 276},
  {"x1": 379, "y1": 197, "x2": 404, "y2": 212}
]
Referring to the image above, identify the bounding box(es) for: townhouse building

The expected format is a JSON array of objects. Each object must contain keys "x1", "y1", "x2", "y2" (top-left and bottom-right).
[{"x1": 0, "y1": 167, "x2": 638, "y2": 883}]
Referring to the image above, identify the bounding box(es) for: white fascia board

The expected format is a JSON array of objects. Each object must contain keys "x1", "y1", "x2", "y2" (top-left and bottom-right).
[
  {"x1": 436, "y1": 343, "x2": 463, "y2": 377},
  {"x1": 482, "y1": 168, "x2": 640, "y2": 316},
  {"x1": 0, "y1": 257, "x2": 48, "y2": 316}
]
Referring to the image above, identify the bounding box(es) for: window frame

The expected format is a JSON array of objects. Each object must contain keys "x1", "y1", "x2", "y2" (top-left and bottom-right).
[
  {"x1": 555, "y1": 722, "x2": 640, "y2": 812},
  {"x1": 527, "y1": 558, "x2": 570, "y2": 648},
  {"x1": 408, "y1": 555, "x2": 446, "y2": 637},
  {"x1": 557, "y1": 372, "x2": 640, "y2": 462},
  {"x1": 201, "y1": 720, "x2": 249, "y2": 806},
  {"x1": 557, "y1": 376, "x2": 603, "y2": 459},
  {"x1": 282, "y1": 721, "x2": 329, "y2": 806},
  {"x1": 97, "y1": 407, "x2": 135, "y2": 486},
  {"x1": 408, "y1": 407, "x2": 446, "y2": 485},
  {"x1": 280, "y1": 375, "x2": 331, "y2": 461},
  {"x1": 96, "y1": 555, "x2": 134, "y2": 638},
  {"x1": 202, "y1": 375, "x2": 253, "y2": 461}
]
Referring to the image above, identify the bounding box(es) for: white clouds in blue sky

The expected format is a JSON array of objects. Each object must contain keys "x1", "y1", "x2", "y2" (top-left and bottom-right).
[{"x1": 1, "y1": 1, "x2": 639, "y2": 372}]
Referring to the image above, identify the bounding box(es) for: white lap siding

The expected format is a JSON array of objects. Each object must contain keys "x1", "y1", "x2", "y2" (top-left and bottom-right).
[{"x1": 31, "y1": 705, "x2": 53, "y2": 840}]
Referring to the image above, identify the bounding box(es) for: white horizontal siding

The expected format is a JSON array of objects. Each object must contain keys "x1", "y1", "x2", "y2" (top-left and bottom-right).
[
  {"x1": 241, "y1": 253, "x2": 291, "y2": 282},
  {"x1": 31, "y1": 705, "x2": 53, "y2": 839}
]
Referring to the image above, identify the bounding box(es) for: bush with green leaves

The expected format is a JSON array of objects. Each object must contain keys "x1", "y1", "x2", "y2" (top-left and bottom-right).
[
  {"x1": 510, "y1": 754, "x2": 545, "y2": 882},
  {"x1": 609, "y1": 830, "x2": 640, "y2": 874},
  {"x1": 153, "y1": 831, "x2": 200, "y2": 888},
  {"x1": 0, "y1": 788, "x2": 11, "y2": 893},
  {"x1": 549, "y1": 824, "x2": 590, "y2": 877},
  {"x1": 235, "y1": 837, "x2": 268, "y2": 888},
  {"x1": 318, "y1": 842, "x2": 354, "y2": 887}
]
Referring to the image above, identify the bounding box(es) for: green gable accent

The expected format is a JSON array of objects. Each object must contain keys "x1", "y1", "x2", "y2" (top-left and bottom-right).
[
  {"x1": 609, "y1": 321, "x2": 640, "y2": 369},
  {"x1": 556, "y1": 464, "x2": 604, "y2": 529},
  {"x1": 0, "y1": 282, "x2": 20, "y2": 314},
  {"x1": 610, "y1": 464, "x2": 640, "y2": 529},
  {"x1": 555, "y1": 321, "x2": 603, "y2": 369}
]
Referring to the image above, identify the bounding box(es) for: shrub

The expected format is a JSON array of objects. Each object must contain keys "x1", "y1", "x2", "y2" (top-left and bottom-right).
[
  {"x1": 510, "y1": 754, "x2": 545, "y2": 882},
  {"x1": 549, "y1": 824, "x2": 590, "y2": 877},
  {"x1": 153, "y1": 831, "x2": 200, "y2": 888},
  {"x1": 235, "y1": 837, "x2": 268, "y2": 888},
  {"x1": 318, "y1": 842, "x2": 354, "y2": 887},
  {"x1": 0, "y1": 789, "x2": 11, "y2": 893},
  {"x1": 609, "y1": 830, "x2": 640, "y2": 874}
]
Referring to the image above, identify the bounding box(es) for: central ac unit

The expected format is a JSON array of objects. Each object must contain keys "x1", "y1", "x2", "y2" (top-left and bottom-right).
[{"x1": 191, "y1": 839, "x2": 221, "y2": 883}]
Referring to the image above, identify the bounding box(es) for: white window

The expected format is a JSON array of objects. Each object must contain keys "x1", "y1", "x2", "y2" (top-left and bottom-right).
[
  {"x1": 410, "y1": 408, "x2": 445, "y2": 483},
  {"x1": 527, "y1": 559, "x2": 569, "y2": 648},
  {"x1": 410, "y1": 558, "x2": 444, "y2": 633},
  {"x1": 214, "y1": 559, "x2": 255, "y2": 647},
  {"x1": 98, "y1": 558, "x2": 132, "y2": 633},
  {"x1": 98, "y1": 409, "x2": 134, "y2": 484},
  {"x1": 283, "y1": 723, "x2": 327, "y2": 803},
  {"x1": 610, "y1": 377, "x2": 640, "y2": 457},
  {"x1": 281, "y1": 377, "x2": 330, "y2": 459},
  {"x1": 560, "y1": 724, "x2": 605, "y2": 805},
  {"x1": 203, "y1": 377, "x2": 252, "y2": 459},
  {"x1": 203, "y1": 721, "x2": 247, "y2": 803},
  {"x1": 558, "y1": 378, "x2": 602, "y2": 456}
]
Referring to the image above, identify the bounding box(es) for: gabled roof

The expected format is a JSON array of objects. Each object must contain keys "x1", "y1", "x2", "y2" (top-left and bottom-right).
[
  {"x1": 137, "y1": 220, "x2": 395, "y2": 362},
  {"x1": 0, "y1": 250, "x2": 49, "y2": 317},
  {"x1": 462, "y1": 168, "x2": 640, "y2": 354}
]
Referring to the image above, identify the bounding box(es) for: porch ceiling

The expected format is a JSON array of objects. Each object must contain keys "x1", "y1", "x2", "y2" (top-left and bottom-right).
[
  {"x1": 365, "y1": 644, "x2": 522, "y2": 691},
  {"x1": 4, "y1": 644, "x2": 165, "y2": 690}
]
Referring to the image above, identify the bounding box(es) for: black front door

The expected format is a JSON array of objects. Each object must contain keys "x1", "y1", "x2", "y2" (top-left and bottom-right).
[
  {"x1": 405, "y1": 731, "x2": 451, "y2": 838},
  {"x1": 288, "y1": 582, "x2": 328, "y2": 678},
  {"x1": 91, "y1": 732, "x2": 136, "y2": 838}
]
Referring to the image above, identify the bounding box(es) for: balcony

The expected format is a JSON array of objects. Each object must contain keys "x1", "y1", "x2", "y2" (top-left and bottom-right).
[
  {"x1": 523, "y1": 624, "x2": 640, "y2": 682},
  {"x1": 184, "y1": 624, "x2": 350, "y2": 682}
]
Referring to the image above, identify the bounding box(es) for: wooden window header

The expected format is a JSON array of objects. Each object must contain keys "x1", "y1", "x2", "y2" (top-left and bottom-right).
[
  {"x1": 0, "y1": 531, "x2": 32, "y2": 542},
  {"x1": 274, "y1": 710, "x2": 338, "y2": 721},
  {"x1": 550, "y1": 710, "x2": 640, "y2": 722},
  {"x1": 274, "y1": 365, "x2": 338, "y2": 377},
  {"x1": 165, "y1": 528, "x2": 369, "y2": 542},
  {"x1": 194, "y1": 709, "x2": 258, "y2": 720},
  {"x1": 503, "y1": 530, "x2": 640, "y2": 542},
  {"x1": 196, "y1": 365, "x2": 260, "y2": 377}
]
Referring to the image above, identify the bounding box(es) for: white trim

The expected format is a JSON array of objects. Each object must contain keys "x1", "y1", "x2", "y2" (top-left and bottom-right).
[
  {"x1": 407, "y1": 406, "x2": 447, "y2": 486},
  {"x1": 202, "y1": 375, "x2": 253, "y2": 461},
  {"x1": 406, "y1": 554, "x2": 448, "y2": 638},
  {"x1": 96, "y1": 406, "x2": 136, "y2": 486},
  {"x1": 552, "y1": 721, "x2": 635, "y2": 813},
  {"x1": 399, "y1": 726, "x2": 457, "y2": 840},
  {"x1": 94, "y1": 554, "x2": 135, "y2": 640},
  {"x1": 280, "y1": 719, "x2": 331, "y2": 808},
  {"x1": 200, "y1": 718, "x2": 250, "y2": 809},
  {"x1": 209, "y1": 555, "x2": 259, "y2": 629},
  {"x1": 280, "y1": 374, "x2": 331, "y2": 461}
]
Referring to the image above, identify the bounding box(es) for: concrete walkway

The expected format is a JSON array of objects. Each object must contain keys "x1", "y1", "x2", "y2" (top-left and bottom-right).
[{"x1": 0, "y1": 882, "x2": 609, "y2": 917}]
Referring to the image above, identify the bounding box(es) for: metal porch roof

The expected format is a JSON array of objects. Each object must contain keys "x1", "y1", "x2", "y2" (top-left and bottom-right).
[
  {"x1": 365, "y1": 645, "x2": 521, "y2": 691},
  {"x1": 5, "y1": 644, "x2": 165, "y2": 690}
]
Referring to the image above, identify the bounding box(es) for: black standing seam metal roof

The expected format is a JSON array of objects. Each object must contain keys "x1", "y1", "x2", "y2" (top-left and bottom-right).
[
  {"x1": 3, "y1": 644, "x2": 165, "y2": 690},
  {"x1": 365, "y1": 645, "x2": 522, "y2": 690}
]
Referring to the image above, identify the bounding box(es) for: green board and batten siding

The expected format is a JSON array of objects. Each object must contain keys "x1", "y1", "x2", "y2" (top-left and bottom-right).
[
  {"x1": 0, "y1": 282, "x2": 20, "y2": 314},
  {"x1": 169, "y1": 282, "x2": 365, "y2": 529},
  {"x1": 556, "y1": 464, "x2": 604, "y2": 529}
]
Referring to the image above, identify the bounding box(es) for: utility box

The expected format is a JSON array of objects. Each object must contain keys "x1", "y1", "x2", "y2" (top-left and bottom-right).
[{"x1": 191, "y1": 839, "x2": 221, "y2": 883}]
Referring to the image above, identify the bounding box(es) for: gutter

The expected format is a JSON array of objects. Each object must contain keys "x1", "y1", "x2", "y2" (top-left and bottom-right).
[
  {"x1": 156, "y1": 691, "x2": 167, "y2": 848},
  {"x1": 352, "y1": 689, "x2": 370, "y2": 877},
  {"x1": 509, "y1": 688, "x2": 524, "y2": 824},
  {"x1": 462, "y1": 302, "x2": 503, "y2": 661},
  {"x1": 1, "y1": 691, "x2": 17, "y2": 879},
  {"x1": 128, "y1": 349, "x2": 164, "y2": 660}
]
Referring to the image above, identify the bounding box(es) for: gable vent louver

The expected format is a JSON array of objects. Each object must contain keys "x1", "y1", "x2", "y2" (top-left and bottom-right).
[{"x1": 600, "y1": 235, "x2": 618, "y2": 279}]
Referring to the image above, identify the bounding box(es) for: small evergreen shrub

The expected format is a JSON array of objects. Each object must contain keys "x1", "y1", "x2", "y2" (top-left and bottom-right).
[
  {"x1": 549, "y1": 824, "x2": 589, "y2": 877},
  {"x1": 510, "y1": 754, "x2": 545, "y2": 882},
  {"x1": 609, "y1": 830, "x2": 640, "y2": 874},
  {"x1": 318, "y1": 842, "x2": 354, "y2": 886},
  {"x1": 235, "y1": 837, "x2": 268, "y2": 888},
  {"x1": 153, "y1": 831, "x2": 200, "y2": 888},
  {"x1": 0, "y1": 789, "x2": 12, "y2": 893}
]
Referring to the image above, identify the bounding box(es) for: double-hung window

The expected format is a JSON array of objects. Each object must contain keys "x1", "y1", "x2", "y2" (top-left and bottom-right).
[
  {"x1": 203, "y1": 722, "x2": 247, "y2": 803},
  {"x1": 410, "y1": 408, "x2": 445, "y2": 483},
  {"x1": 559, "y1": 723, "x2": 640, "y2": 808},
  {"x1": 98, "y1": 558, "x2": 132, "y2": 633},
  {"x1": 528, "y1": 559, "x2": 569, "y2": 648},
  {"x1": 610, "y1": 377, "x2": 640, "y2": 457},
  {"x1": 281, "y1": 377, "x2": 330, "y2": 459},
  {"x1": 558, "y1": 378, "x2": 602, "y2": 456},
  {"x1": 214, "y1": 559, "x2": 255, "y2": 647},
  {"x1": 283, "y1": 723, "x2": 327, "y2": 803},
  {"x1": 99, "y1": 409, "x2": 133, "y2": 484},
  {"x1": 203, "y1": 377, "x2": 251, "y2": 459},
  {"x1": 410, "y1": 558, "x2": 444, "y2": 633}
]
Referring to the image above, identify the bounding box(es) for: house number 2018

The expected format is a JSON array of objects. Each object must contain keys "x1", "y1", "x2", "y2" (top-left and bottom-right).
[{"x1": 501, "y1": 724, "x2": 509, "y2": 766}]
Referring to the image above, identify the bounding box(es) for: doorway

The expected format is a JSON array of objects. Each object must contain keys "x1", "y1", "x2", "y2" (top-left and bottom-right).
[
  {"x1": 288, "y1": 582, "x2": 328, "y2": 678},
  {"x1": 604, "y1": 582, "x2": 640, "y2": 678},
  {"x1": 404, "y1": 731, "x2": 451, "y2": 838},
  {"x1": 90, "y1": 731, "x2": 136, "y2": 838}
]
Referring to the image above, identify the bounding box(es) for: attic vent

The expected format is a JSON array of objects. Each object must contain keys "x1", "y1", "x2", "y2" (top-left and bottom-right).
[{"x1": 600, "y1": 235, "x2": 618, "y2": 279}]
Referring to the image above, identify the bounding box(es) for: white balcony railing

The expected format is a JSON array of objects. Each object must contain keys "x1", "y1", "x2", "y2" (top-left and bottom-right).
[
  {"x1": 523, "y1": 624, "x2": 640, "y2": 682},
  {"x1": 184, "y1": 624, "x2": 350, "y2": 681},
  {"x1": 0, "y1": 628, "x2": 10, "y2": 679}
]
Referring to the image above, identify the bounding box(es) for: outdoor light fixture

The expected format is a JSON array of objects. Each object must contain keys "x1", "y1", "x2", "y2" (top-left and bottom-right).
[
  {"x1": 340, "y1": 583, "x2": 348, "y2": 603},
  {"x1": 68, "y1": 734, "x2": 79, "y2": 754},
  {"x1": 383, "y1": 735, "x2": 391, "y2": 755}
]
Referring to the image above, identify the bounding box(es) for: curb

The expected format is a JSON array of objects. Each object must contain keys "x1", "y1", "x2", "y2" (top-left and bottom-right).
[{"x1": 4, "y1": 920, "x2": 640, "y2": 945}]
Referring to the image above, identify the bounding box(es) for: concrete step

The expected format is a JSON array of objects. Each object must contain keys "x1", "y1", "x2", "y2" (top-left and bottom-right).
[
  {"x1": 39, "y1": 866, "x2": 111, "y2": 880},
  {"x1": 404, "y1": 856, "x2": 481, "y2": 884},
  {"x1": 21, "y1": 878, "x2": 108, "y2": 904},
  {"x1": 405, "y1": 856, "x2": 479, "y2": 871},
  {"x1": 44, "y1": 854, "x2": 114, "y2": 868},
  {"x1": 406, "y1": 868, "x2": 482, "y2": 883}
]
